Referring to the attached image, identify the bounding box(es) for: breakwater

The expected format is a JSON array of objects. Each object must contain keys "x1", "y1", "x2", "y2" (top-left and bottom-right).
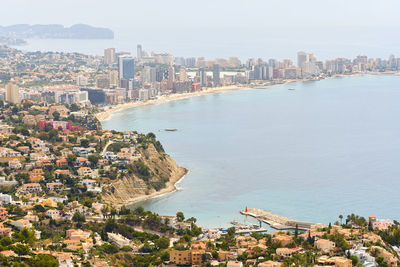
[{"x1": 241, "y1": 208, "x2": 325, "y2": 230}]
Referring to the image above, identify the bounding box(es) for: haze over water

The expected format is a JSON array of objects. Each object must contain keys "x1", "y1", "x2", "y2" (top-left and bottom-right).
[
  {"x1": 102, "y1": 75, "x2": 400, "y2": 228},
  {"x1": 15, "y1": 26, "x2": 400, "y2": 61}
]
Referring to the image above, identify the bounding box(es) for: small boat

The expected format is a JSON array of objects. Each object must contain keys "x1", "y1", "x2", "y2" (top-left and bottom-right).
[
  {"x1": 288, "y1": 88, "x2": 295, "y2": 90},
  {"x1": 165, "y1": 129, "x2": 178, "y2": 132}
]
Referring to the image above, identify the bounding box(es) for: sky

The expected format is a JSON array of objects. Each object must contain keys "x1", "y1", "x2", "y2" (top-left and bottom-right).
[
  {"x1": 1, "y1": 0, "x2": 400, "y2": 29},
  {"x1": 1, "y1": 0, "x2": 400, "y2": 60},
  {"x1": 0, "y1": 0, "x2": 400, "y2": 28}
]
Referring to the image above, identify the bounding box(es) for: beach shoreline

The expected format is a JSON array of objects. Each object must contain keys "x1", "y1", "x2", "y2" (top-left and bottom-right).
[
  {"x1": 96, "y1": 72, "x2": 399, "y2": 122},
  {"x1": 96, "y1": 85, "x2": 253, "y2": 121},
  {"x1": 124, "y1": 168, "x2": 189, "y2": 207},
  {"x1": 100, "y1": 71, "x2": 400, "y2": 208}
]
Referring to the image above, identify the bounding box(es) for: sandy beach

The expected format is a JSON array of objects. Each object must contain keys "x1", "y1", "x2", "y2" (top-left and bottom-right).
[
  {"x1": 96, "y1": 85, "x2": 253, "y2": 121},
  {"x1": 124, "y1": 169, "x2": 188, "y2": 206},
  {"x1": 94, "y1": 78, "x2": 337, "y2": 122}
]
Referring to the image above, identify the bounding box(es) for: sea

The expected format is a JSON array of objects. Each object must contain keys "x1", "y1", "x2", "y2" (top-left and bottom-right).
[
  {"x1": 101, "y1": 75, "x2": 400, "y2": 228},
  {"x1": 10, "y1": 26, "x2": 400, "y2": 60}
]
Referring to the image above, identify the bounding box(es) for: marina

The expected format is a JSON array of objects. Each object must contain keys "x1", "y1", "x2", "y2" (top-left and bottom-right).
[
  {"x1": 200, "y1": 222, "x2": 267, "y2": 241},
  {"x1": 240, "y1": 208, "x2": 325, "y2": 231},
  {"x1": 230, "y1": 221, "x2": 268, "y2": 235}
]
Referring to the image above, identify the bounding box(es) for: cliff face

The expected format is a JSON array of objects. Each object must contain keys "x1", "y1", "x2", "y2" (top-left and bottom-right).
[{"x1": 101, "y1": 143, "x2": 187, "y2": 207}]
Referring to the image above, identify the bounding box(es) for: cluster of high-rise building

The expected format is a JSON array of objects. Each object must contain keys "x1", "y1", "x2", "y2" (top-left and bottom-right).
[
  {"x1": 0, "y1": 85, "x2": 89, "y2": 105},
  {"x1": 245, "y1": 52, "x2": 400, "y2": 81},
  {"x1": 96, "y1": 45, "x2": 230, "y2": 104},
  {"x1": 78, "y1": 48, "x2": 400, "y2": 105},
  {"x1": 2, "y1": 44, "x2": 400, "y2": 107}
]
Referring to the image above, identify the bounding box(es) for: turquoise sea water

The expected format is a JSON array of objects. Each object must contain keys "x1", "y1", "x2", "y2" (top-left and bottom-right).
[{"x1": 102, "y1": 75, "x2": 400, "y2": 228}]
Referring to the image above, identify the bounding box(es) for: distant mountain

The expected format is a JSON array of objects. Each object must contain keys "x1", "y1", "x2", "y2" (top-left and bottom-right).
[{"x1": 0, "y1": 24, "x2": 114, "y2": 39}]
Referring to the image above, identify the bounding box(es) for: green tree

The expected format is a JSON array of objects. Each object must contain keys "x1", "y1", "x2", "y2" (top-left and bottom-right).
[
  {"x1": 83, "y1": 199, "x2": 93, "y2": 208},
  {"x1": 227, "y1": 227, "x2": 236, "y2": 236},
  {"x1": 186, "y1": 217, "x2": 197, "y2": 223},
  {"x1": 80, "y1": 139, "x2": 89, "y2": 148},
  {"x1": 72, "y1": 212, "x2": 86, "y2": 223},
  {"x1": 349, "y1": 255, "x2": 358, "y2": 266},
  {"x1": 146, "y1": 132, "x2": 156, "y2": 139},
  {"x1": 17, "y1": 227, "x2": 35, "y2": 243},
  {"x1": 161, "y1": 251, "x2": 170, "y2": 261},
  {"x1": 155, "y1": 237, "x2": 170, "y2": 249},
  {"x1": 29, "y1": 254, "x2": 59, "y2": 267},
  {"x1": 52, "y1": 111, "x2": 60, "y2": 121},
  {"x1": 104, "y1": 218, "x2": 118, "y2": 232},
  {"x1": 133, "y1": 206, "x2": 144, "y2": 215},
  {"x1": 176, "y1": 211, "x2": 185, "y2": 222},
  {"x1": 0, "y1": 237, "x2": 12, "y2": 247},
  {"x1": 100, "y1": 243, "x2": 119, "y2": 254},
  {"x1": 34, "y1": 205, "x2": 46, "y2": 212},
  {"x1": 70, "y1": 103, "x2": 80, "y2": 112},
  {"x1": 345, "y1": 213, "x2": 367, "y2": 227},
  {"x1": 133, "y1": 161, "x2": 151, "y2": 178},
  {"x1": 88, "y1": 155, "x2": 99, "y2": 166},
  {"x1": 12, "y1": 243, "x2": 30, "y2": 255},
  {"x1": 376, "y1": 256, "x2": 388, "y2": 267}
]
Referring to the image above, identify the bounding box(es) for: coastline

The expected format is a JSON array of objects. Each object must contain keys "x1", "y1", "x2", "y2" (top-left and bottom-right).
[
  {"x1": 100, "y1": 71, "x2": 400, "y2": 208},
  {"x1": 96, "y1": 72, "x2": 400, "y2": 122},
  {"x1": 124, "y1": 168, "x2": 189, "y2": 207},
  {"x1": 96, "y1": 85, "x2": 252, "y2": 121}
]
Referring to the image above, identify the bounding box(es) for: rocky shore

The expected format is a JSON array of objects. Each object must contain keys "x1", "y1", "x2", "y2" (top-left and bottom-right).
[{"x1": 101, "y1": 143, "x2": 187, "y2": 208}]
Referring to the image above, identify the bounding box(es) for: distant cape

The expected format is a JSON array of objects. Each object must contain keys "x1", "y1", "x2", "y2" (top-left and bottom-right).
[{"x1": 0, "y1": 24, "x2": 114, "y2": 39}]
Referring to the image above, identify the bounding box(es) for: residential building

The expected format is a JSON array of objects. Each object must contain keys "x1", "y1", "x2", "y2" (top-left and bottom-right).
[
  {"x1": 272, "y1": 234, "x2": 293, "y2": 246},
  {"x1": 119, "y1": 56, "x2": 135, "y2": 85},
  {"x1": 10, "y1": 219, "x2": 32, "y2": 229},
  {"x1": 317, "y1": 256, "x2": 352, "y2": 267},
  {"x1": 258, "y1": 261, "x2": 282, "y2": 267},
  {"x1": 22, "y1": 183, "x2": 42, "y2": 192},
  {"x1": 213, "y1": 64, "x2": 220, "y2": 86},
  {"x1": 46, "y1": 182, "x2": 63, "y2": 191},
  {"x1": 45, "y1": 209, "x2": 61, "y2": 219},
  {"x1": 170, "y1": 249, "x2": 205, "y2": 265},
  {"x1": 0, "y1": 208, "x2": 8, "y2": 220},
  {"x1": 276, "y1": 248, "x2": 302, "y2": 258},
  {"x1": 107, "y1": 233, "x2": 131, "y2": 248},
  {"x1": 227, "y1": 261, "x2": 243, "y2": 267},
  {"x1": 170, "y1": 250, "x2": 190, "y2": 265},
  {"x1": 6, "y1": 84, "x2": 19, "y2": 104},
  {"x1": 104, "y1": 48, "x2": 115, "y2": 65},
  {"x1": 78, "y1": 167, "x2": 95, "y2": 177},
  {"x1": 315, "y1": 239, "x2": 336, "y2": 253},
  {"x1": 137, "y1": 45, "x2": 143, "y2": 63},
  {"x1": 0, "y1": 193, "x2": 12, "y2": 204}
]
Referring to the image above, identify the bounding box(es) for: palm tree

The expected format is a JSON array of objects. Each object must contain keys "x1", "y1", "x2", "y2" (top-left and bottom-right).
[{"x1": 339, "y1": 215, "x2": 343, "y2": 225}]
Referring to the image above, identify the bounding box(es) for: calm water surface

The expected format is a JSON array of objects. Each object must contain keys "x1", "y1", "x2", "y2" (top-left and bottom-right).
[
  {"x1": 102, "y1": 75, "x2": 400, "y2": 228},
  {"x1": 12, "y1": 27, "x2": 400, "y2": 60}
]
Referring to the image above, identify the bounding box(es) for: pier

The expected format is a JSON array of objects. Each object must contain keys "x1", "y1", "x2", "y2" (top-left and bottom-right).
[{"x1": 240, "y1": 208, "x2": 323, "y2": 231}]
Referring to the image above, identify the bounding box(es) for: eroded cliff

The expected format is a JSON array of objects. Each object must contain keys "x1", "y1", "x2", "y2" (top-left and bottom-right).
[{"x1": 101, "y1": 143, "x2": 187, "y2": 207}]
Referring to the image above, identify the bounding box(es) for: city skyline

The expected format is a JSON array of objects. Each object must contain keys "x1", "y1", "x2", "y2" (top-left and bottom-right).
[
  {"x1": 0, "y1": 2, "x2": 400, "y2": 266},
  {"x1": 1, "y1": 1, "x2": 400, "y2": 61}
]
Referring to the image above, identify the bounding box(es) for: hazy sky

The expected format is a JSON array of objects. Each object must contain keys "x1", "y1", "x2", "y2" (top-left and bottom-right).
[
  {"x1": 1, "y1": 0, "x2": 400, "y2": 59},
  {"x1": 1, "y1": 0, "x2": 400, "y2": 30}
]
